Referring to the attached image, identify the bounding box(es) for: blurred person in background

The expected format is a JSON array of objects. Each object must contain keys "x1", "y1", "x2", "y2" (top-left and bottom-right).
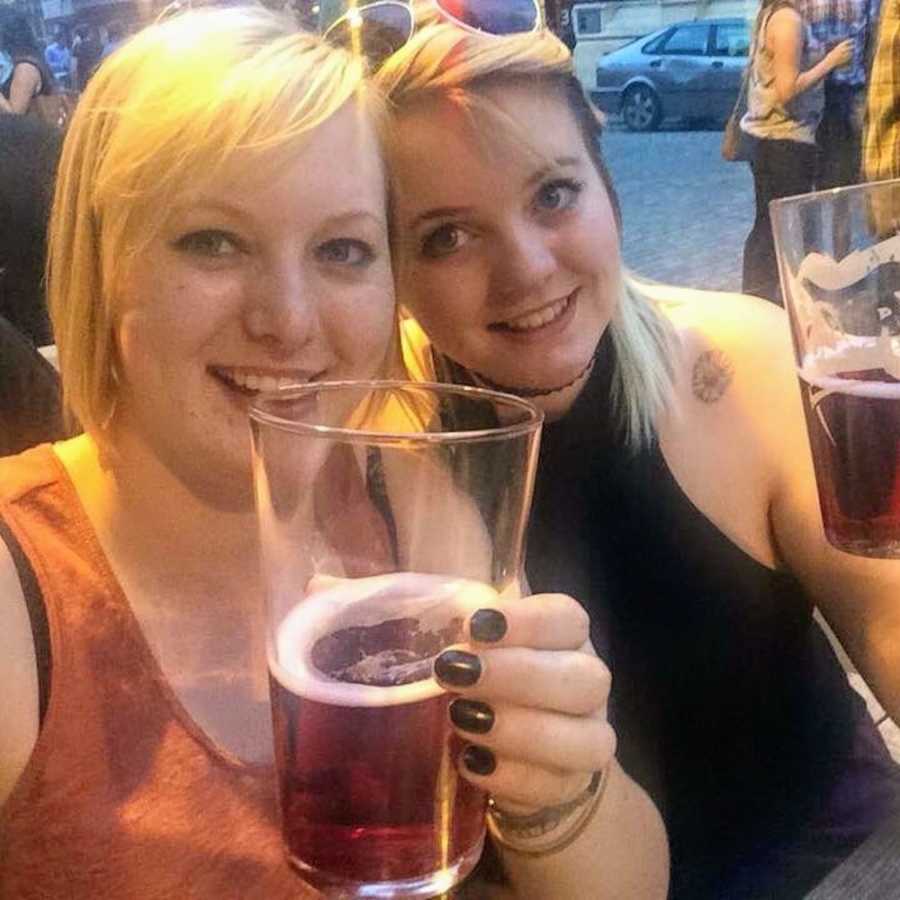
[
  {"x1": 0, "y1": 46, "x2": 11, "y2": 85},
  {"x1": 0, "y1": 113, "x2": 61, "y2": 346},
  {"x1": 44, "y1": 24, "x2": 72, "y2": 90},
  {"x1": 798, "y1": 0, "x2": 882, "y2": 188},
  {"x1": 0, "y1": 314, "x2": 64, "y2": 458},
  {"x1": 740, "y1": 0, "x2": 853, "y2": 304},
  {"x1": 71, "y1": 23, "x2": 102, "y2": 91},
  {"x1": 863, "y1": 0, "x2": 900, "y2": 183},
  {"x1": 101, "y1": 19, "x2": 126, "y2": 60},
  {"x1": 0, "y1": 13, "x2": 57, "y2": 115}
]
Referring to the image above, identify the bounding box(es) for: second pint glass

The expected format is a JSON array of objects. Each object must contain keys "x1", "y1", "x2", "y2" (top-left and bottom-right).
[
  {"x1": 772, "y1": 179, "x2": 900, "y2": 558},
  {"x1": 249, "y1": 382, "x2": 542, "y2": 898}
]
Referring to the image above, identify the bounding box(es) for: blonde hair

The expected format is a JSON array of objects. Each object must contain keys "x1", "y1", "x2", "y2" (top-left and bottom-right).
[
  {"x1": 48, "y1": 6, "x2": 382, "y2": 435},
  {"x1": 377, "y1": 3, "x2": 676, "y2": 449}
]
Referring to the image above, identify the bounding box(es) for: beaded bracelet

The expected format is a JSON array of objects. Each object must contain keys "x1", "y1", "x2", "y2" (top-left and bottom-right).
[{"x1": 486, "y1": 767, "x2": 610, "y2": 857}]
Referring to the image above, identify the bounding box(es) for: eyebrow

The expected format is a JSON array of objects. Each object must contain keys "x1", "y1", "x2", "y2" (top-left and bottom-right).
[
  {"x1": 407, "y1": 156, "x2": 585, "y2": 231},
  {"x1": 524, "y1": 156, "x2": 583, "y2": 188},
  {"x1": 408, "y1": 206, "x2": 473, "y2": 230},
  {"x1": 173, "y1": 200, "x2": 386, "y2": 230}
]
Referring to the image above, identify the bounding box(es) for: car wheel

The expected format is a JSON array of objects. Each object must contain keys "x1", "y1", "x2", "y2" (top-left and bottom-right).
[{"x1": 622, "y1": 85, "x2": 662, "y2": 133}]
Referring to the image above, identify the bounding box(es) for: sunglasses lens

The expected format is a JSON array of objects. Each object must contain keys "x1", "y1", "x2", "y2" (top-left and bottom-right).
[
  {"x1": 326, "y1": 3, "x2": 414, "y2": 68},
  {"x1": 434, "y1": 0, "x2": 539, "y2": 34}
]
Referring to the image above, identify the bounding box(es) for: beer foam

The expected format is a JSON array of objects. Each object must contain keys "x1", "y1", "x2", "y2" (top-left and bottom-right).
[{"x1": 270, "y1": 573, "x2": 497, "y2": 708}]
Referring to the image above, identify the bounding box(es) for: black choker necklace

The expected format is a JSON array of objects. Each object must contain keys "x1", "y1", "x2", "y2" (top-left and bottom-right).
[{"x1": 468, "y1": 342, "x2": 603, "y2": 399}]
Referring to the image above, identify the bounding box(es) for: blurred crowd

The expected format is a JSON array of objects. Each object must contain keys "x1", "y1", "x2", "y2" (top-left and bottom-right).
[{"x1": 0, "y1": 12, "x2": 127, "y2": 101}]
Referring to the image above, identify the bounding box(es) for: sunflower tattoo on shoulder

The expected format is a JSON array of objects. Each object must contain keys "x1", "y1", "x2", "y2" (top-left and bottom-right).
[{"x1": 692, "y1": 349, "x2": 734, "y2": 403}]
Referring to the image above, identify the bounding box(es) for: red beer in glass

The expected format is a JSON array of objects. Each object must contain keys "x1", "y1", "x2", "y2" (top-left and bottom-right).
[
  {"x1": 772, "y1": 181, "x2": 900, "y2": 558},
  {"x1": 798, "y1": 365, "x2": 900, "y2": 555},
  {"x1": 269, "y1": 574, "x2": 494, "y2": 896}
]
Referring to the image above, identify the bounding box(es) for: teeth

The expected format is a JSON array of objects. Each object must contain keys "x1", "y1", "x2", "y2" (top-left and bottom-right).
[
  {"x1": 503, "y1": 295, "x2": 571, "y2": 332},
  {"x1": 217, "y1": 369, "x2": 303, "y2": 392}
]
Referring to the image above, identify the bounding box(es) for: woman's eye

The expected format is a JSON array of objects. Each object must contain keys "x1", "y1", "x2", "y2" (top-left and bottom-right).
[
  {"x1": 174, "y1": 230, "x2": 241, "y2": 258},
  {"x1": 534, "y1": 179, "x2": 584, "y2": 214},
  {"x1": 317, "y1": 239, "x2": 375, "y2": 267},
  {"x1": 421, "y1": 224, "x2": 470, "y2": 259}
]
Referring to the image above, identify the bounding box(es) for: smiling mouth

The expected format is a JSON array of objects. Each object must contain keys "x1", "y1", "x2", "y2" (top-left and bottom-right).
[
  {"x1": 489, "y1": 290, "x2": 577, "y2": 333},
  {"x1": 209, "y1": 366, "x2": 321, "y2": 396}
]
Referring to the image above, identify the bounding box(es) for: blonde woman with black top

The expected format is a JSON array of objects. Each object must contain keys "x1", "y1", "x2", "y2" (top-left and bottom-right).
[{"x1": 378, "y1": 2, "x2": 900, "y2": 896}]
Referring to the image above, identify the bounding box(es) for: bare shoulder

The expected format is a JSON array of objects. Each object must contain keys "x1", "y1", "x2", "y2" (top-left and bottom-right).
[
  {"x1": 0, "y1": 535, "x2": 39, "y2": 807},
  {"x1": 767, "y1": 5, "x2": 803, "y2": 36},
  {"x1": 653, "y1": 285, "x2": 797, "y2": 406},
  {"x1": 645, "y1": 286, "x2": 806, "y2": 564}
]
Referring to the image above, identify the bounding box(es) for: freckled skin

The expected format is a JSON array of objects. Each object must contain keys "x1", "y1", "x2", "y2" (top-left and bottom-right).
[{"x1": 112, "y1": 106, "x2": 396, "y2": 503}]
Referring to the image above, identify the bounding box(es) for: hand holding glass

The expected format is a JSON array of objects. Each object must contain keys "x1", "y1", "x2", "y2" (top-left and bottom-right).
[{"x1": 250, "y1": 382, "x2": 542, "y2": 897}]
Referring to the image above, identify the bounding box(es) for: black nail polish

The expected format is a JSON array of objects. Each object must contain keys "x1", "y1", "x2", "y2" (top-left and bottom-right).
[
  {"x1": 470, "y1": 608, "x2": 508, "y2": 643},
  {"x1": 434, "y1": 650, "x2": 481, "y2": 687},
  {"x1": 450, "y1": 699, "x2": 495, "y2": 734},
  {"x1": 463, "y1": 744, "x2": 496, "y2": 776}
]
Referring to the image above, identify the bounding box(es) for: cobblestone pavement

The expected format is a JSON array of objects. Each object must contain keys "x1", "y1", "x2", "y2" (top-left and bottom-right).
[{"x1": 600, "y1": 125, "x2": 755, "y2": 293}]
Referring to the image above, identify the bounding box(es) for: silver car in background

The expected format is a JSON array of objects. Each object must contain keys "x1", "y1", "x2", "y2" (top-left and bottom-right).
[{"x1": 592, "y1": 17, "x2": 750, "y2": 132}]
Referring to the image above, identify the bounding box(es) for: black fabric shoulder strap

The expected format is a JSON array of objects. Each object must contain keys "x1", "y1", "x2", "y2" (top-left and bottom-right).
[{"x1": 0, "y1": 517, "x2": 51, "y2": 725}]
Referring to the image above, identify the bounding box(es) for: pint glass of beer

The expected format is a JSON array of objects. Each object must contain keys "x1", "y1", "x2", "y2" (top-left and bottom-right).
[
  {"x1": 772, "y1": 179, "x2": 900, "y2": 557},
  {"x1": 249, "y1": 382, "x2": 542, "y2": 897}
]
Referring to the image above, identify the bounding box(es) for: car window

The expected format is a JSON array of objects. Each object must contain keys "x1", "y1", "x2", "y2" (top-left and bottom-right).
[
  {"x1": 575, "y1": 8, "x2": 603, "y2": 38},
  {"x1": 642, "y1": 28, "x2": 674, "y2": 55},
  {"x1": 659, "y1": 24, "x2": 710, "y2": 56},
  {"x1": 711, "y1": 22, "x2": 750, "y2": 57}
]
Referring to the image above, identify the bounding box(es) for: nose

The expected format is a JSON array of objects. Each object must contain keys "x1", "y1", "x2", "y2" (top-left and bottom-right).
[
  {"x1": 490, "y1": 222, "x2": 558, "y2": 305},
  {"x1": 243, "y1": 257, "x2": 318, "y2": 354}
]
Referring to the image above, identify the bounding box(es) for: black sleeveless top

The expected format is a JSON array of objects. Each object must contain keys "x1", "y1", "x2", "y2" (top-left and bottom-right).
[{"x1": 494, "y1": 334, "x2": 899, "y2": 899}]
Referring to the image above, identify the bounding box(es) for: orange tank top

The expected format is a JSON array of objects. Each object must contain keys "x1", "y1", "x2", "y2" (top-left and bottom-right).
[{"x1": 0, "y1": 445, "x2": 324, "y2": 898}]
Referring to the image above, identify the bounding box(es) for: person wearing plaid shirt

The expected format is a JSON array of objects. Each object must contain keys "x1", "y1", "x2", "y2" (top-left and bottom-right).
[
  {"x1": 799, "y1": 0, "x2": 882, "y2": 186},
  {"x1": 863, "y1": 0, "x2": 900, "y2": 181}
]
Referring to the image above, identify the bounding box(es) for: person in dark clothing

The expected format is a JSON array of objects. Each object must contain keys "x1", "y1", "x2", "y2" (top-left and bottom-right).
[
  {"x1": 0, "y1": 13, "x2": 56, "y2": 115},
  {"x1": 0, "y1": 114, "x2": 62, "y2": 347},
  {"x1": 798, "y1": 0, "x2": 881, "y2": 189},
  {"x1": 382, "y1": 6, "x2": 900, "y2": 898},
  {"x1": 0, "y1": 315, "x2": 64, "y2": 457},
  {"x1": 71, "y1": 23, "x2": 102, "y2": 91}
]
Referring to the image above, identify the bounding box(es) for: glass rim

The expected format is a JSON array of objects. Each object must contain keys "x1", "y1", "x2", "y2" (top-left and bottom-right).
[
  {"x1": 248, "y1": 379, "x2": 544, "y2": 444},
  {"x1": 770, "y1": 175, "x2": 900, "y2": 214}
]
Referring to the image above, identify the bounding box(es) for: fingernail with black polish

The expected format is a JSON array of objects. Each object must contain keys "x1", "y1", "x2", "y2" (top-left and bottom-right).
[
  {"x1": 470, "y1": 608, "x2": 508, "y2": 643},
  {"x1": 434, "y1": 650, "x2": 481, "y2": 687},
  {"x1": 463, "y1": 744, "x2": 496, "y2": 776},
  {"x1": 450, "y1": 699, "x2": 495, "y2": 734}
]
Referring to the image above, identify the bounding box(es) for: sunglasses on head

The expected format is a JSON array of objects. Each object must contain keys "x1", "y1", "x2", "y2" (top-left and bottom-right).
[{"x1": 324, "y1": 0, "x2": 542, "y2": 69}]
